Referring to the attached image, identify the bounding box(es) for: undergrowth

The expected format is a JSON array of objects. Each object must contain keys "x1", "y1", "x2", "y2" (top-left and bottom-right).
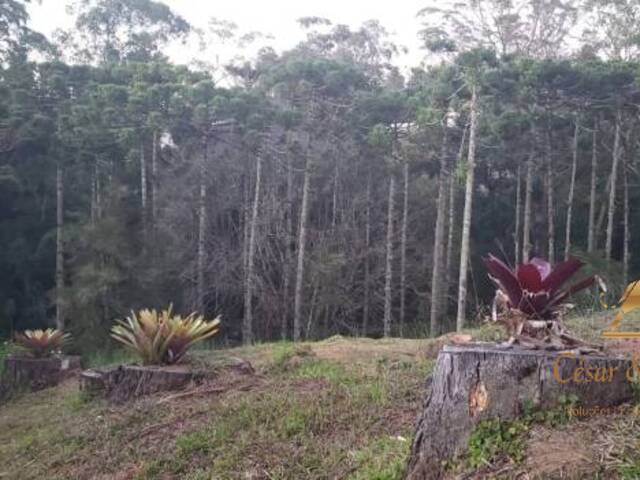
[{"x1": 463, "y1": 394, "x2": 581, "y2": 469}]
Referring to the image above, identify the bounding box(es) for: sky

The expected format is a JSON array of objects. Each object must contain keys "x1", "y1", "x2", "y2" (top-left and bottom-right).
[{"x1": 27, "y1": 0, "x2": 430, "y2": 71}]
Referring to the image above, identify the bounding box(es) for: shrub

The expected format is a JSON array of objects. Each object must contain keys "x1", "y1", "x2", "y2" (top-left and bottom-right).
[
  {"x1": 13, "y1": 329, "x2": 70, "y2": 358},
  {"x1": 110, "y1": 306, "x2": 220, "y2": 365}
]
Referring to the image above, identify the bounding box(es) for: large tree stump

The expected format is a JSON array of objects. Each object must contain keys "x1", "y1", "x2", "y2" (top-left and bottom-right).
[
  {"x1": 1, "y1": 355, "x2": 82, "y2": 397},
  {"x1": 407, "y1": 344, "x2": 634, "y2": 480}
]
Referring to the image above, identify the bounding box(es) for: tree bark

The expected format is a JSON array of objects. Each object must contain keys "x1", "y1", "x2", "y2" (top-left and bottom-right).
[
  {"x1": 91, "y1": 162, "x2": 97, "y2": 227},
  {"x1": 545, "y1": 127, "x2": 555, "y2": 264},
  {"x1": 151, "y1": 129, "x2": 158, "y2": 226},
  {"x1": 456, "y1": 85, "x2": 478, "y2": 332},
  {"x1": 400, "y1": 159, "x2": 409, "y2": 336},
  {"x1": 445, "y1": 126, "x2": 467, "y2": 310},
  {"x1": 588, "y1": 122, "x2": 598, "y2": 253},
  {"x1": 331, "y1": 160, "x2": 338, "y2": 232},
  {"x1": 282, "y1": 147, "x2": 294, "y2": 340},
  {"x1": 606, "y1": 108, "x2": 622, "y2": 264},
  {"x1": 293, "y1": 150, "x2": 311, "y2": 342},
  {"x1": 2, "y1": 355, "x2": 79, "y2": 394},
  {"x1": 384, "y1": 174, "x2": 396, "y2": 338},
  {"x1": 140, "y1": 139, "x2": 147, "y2": 238},
  {"x1": 407, "y1": 345, "x2": 634, "y2": 480},
  {"x1": 55, "y1": 161, "x2": 64, "y2": 331},
  {"x1": 243, "y1": 147, "x2": 262, "y2": 345},
  {"x1": 242, "y1": 171, "x2": 250, "y2": 285},
  {"x1": 431, "y1": 127, "x2": 449, "y2": 337},
  {"x1": 523, "y1": 149, "x2": 534, "y2": 263},
  {"x1": 596, "y1": 170, "x2": 612, "y2": 245},
  {"x1": 514, "y1": 164, "x2": 522, "y2": 266},
  {"x1": 362, "y1": 173, "x2": 372, "y2": 337},
  {"x1": 623, "y1": 153, "x2": 630, "y2": 285},
  {"x1": 197, "y1": 138, "x2": 207, "y2": 314},
  {"x1": 564, "y1": 117, "x2": 579, "y2": 261}
]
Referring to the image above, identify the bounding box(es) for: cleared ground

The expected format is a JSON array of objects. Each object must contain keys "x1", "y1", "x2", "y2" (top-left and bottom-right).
[{"x1": 1, "y1": 313, "x2": 640, "y2": 479}]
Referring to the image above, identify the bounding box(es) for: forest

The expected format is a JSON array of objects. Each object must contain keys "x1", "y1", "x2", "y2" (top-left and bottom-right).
[{"x1": 2, "y1": 0, "x2": 640, "y2": 352}]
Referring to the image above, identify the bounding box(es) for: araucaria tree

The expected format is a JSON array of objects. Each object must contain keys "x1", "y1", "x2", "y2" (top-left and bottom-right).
[{"x1": 1, "y1": 0, "x2": 639, "y2": 348}]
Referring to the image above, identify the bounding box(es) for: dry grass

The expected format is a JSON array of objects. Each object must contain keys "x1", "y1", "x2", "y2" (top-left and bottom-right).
[
  {"x1": 3, "y1": 316, "x2": 640, "y2": 479},
  {"x1": 0, "y1": 337, "x2": 435, "y2": 480}
]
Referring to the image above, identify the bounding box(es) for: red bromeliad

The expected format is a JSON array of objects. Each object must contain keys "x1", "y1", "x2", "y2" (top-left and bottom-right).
[
  {"x1": 483, "y1": 254, "x2": 595, "y2": 320},
  {"x1": 483, "y1": 255, "x2": 599, "y2": 350}
]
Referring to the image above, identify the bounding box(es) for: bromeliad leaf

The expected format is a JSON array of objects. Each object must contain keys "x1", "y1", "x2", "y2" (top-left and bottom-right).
[
  {"x1": 110, "y1": 306, "x2": 220, "y2": 365},
  {"x1": 483, "y1": 255, "x2": 594, "y2": 320},
  {"x1": 14, "y1": 329, "x2": 70, "y2": 358}
]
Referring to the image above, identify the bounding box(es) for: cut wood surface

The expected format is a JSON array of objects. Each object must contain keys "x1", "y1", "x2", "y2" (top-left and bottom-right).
[{"x1": 407, "y1": 344, "x2": 634, "y2": 479}]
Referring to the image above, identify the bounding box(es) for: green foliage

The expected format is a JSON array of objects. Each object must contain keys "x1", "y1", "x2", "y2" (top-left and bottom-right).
[
  {"x1": 83, "y1": 347, "x2": 134, "y2": 368},
  {"x1": 0, "y1": 341, "x2": 12, "y2": 376},
  {"x1": 271, "y1": 342, "x2": 314, "y2": 369},
  {"x1": 467, "y1": 395, "x2": 581, "y2": 469},
  {"x1": 523, "y1": 394, "x2": 579, "y2": 427},
  {"x1": 618, "y1": 459, "x2": 640, "y2": 480},
  {"x1": 293, "y1": 358, "x2": 351, "y2": 384},
  {"x1": 110, "y1": 306, "x2": 220, "y2": 365},
  {"x1": 467, "y1": 418, "x2": 529, "y2": 468}
]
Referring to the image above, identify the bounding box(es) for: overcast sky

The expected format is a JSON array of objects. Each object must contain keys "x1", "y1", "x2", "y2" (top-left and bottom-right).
[{"x1": 27, "y1": 0, "x2": 430, "y2": 71}]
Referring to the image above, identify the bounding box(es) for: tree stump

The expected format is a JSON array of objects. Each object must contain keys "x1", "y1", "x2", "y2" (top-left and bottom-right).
[
  {"x1": 1, "y1": 355, "x2": 82, "y2": 396},
  {"x1": 80, "y1": 357, "x2": 255, "y2": 404},
  {"x1": 407, "y1": 344, "x2": 634, "y2": 480},
  {"x1": 80, "y1": 365, "x2": 200, "y2": 404}
]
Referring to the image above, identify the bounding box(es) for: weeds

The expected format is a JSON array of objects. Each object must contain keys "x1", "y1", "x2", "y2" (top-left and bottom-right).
[
  {"x1": 467, "y1": 418, "x2": 529, "y2": 468},
  {"x1": 348, "y1": 435, "x2": 410, "y2": 480}
]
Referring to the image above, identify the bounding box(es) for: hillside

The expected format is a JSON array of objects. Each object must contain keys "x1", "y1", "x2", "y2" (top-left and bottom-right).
[{"x1": 1, "y1": 316, "x2": 640, "y2": 479}]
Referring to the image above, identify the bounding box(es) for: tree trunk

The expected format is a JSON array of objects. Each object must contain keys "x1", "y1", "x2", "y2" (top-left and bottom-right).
[
  {"x1": 596, "y1": 170, "x2": 612, "y2": 245},
  {"x1": 545, "y1": 127, "x2": 555, "y2": 264},
  {"x1": 606, "y1": 108, "x2": 622, "y2": 264},
  {"x1": 242, "y1": 171, "x2": 250, "y2": 285},
  {"x1": 623, "y1": 154, "x2": 630, "y2": 285},
  {"x1": 514, "y1": 164, "x2": 522, "y2": 266},
  {"x1": 55, "y1": 161, "x2": 64, "y2": 331},
  {"x1": 445, "y1": 126, "x2": 466, "y2": 310},
  {"x1": 588, "y1": 122, "x2": 598, "y2": 253},
  {"x1": 197, "y1": 139, "x2": 207, "y2": 315},
  {"x1": 140, "y1": 139, "x2": 147, "y2": 238},
  {"x1": 282, "y1": 148, "x2": 294, "y2": 340},
  {"x1": 363, "y1": 174, "x2": 372, "y2": 337},
  {"x1": 564, "y1": 117, "x2": 579, "y2": 261},
  {"x1": 331, "y1": 161, "x2": 338, "y2": 232},
  {"x1": 456, "y1": 85, "x2": 478, "y2": 332},
  {"x1": 91, "y1": 162, "x2": 97, "y2": 227},
  {"x1": 523, "y1": 149, "x2": 534, "y2": 263},
  {"x1": 293, "y1": 151, "x2": 311, "y2": 342},
  {"x1": 431, "y1": 127, "x2": 449, "y2": 337},
  {"x1": 151, "y1": 129, "x2": 158, "y2": 226},
  {"x1": 407, "y1": 344, "x2": 634, "y2": 480},
  {"x1": 384, "y1": 175, "x2": 396, "y2": 338},
  {"x1": 400, "y1": 159, "x2": 409, "y2": 336},
  {"x1": 243, "y1": 148, "x2": 262, "y2": 345}
]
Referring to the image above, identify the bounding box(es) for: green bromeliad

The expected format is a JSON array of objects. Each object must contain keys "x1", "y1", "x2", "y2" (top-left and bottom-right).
[{"x1": 111, "y1": 305, "x2": 220, "y2": 365}]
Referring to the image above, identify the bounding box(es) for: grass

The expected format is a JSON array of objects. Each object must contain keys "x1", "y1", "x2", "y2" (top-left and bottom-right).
[
  {"x1": 0, "y1": 342, "x2": 8, "y2": 376},
  {"x1": 0, "y1": 337, "x2": 433, "y2": 479},
  {"x1": 83, "y1": 348, "x2": 135, "y2": 368},
  {"x1": 3, "y1": 311, "x2": 640, "y2": 479}
]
